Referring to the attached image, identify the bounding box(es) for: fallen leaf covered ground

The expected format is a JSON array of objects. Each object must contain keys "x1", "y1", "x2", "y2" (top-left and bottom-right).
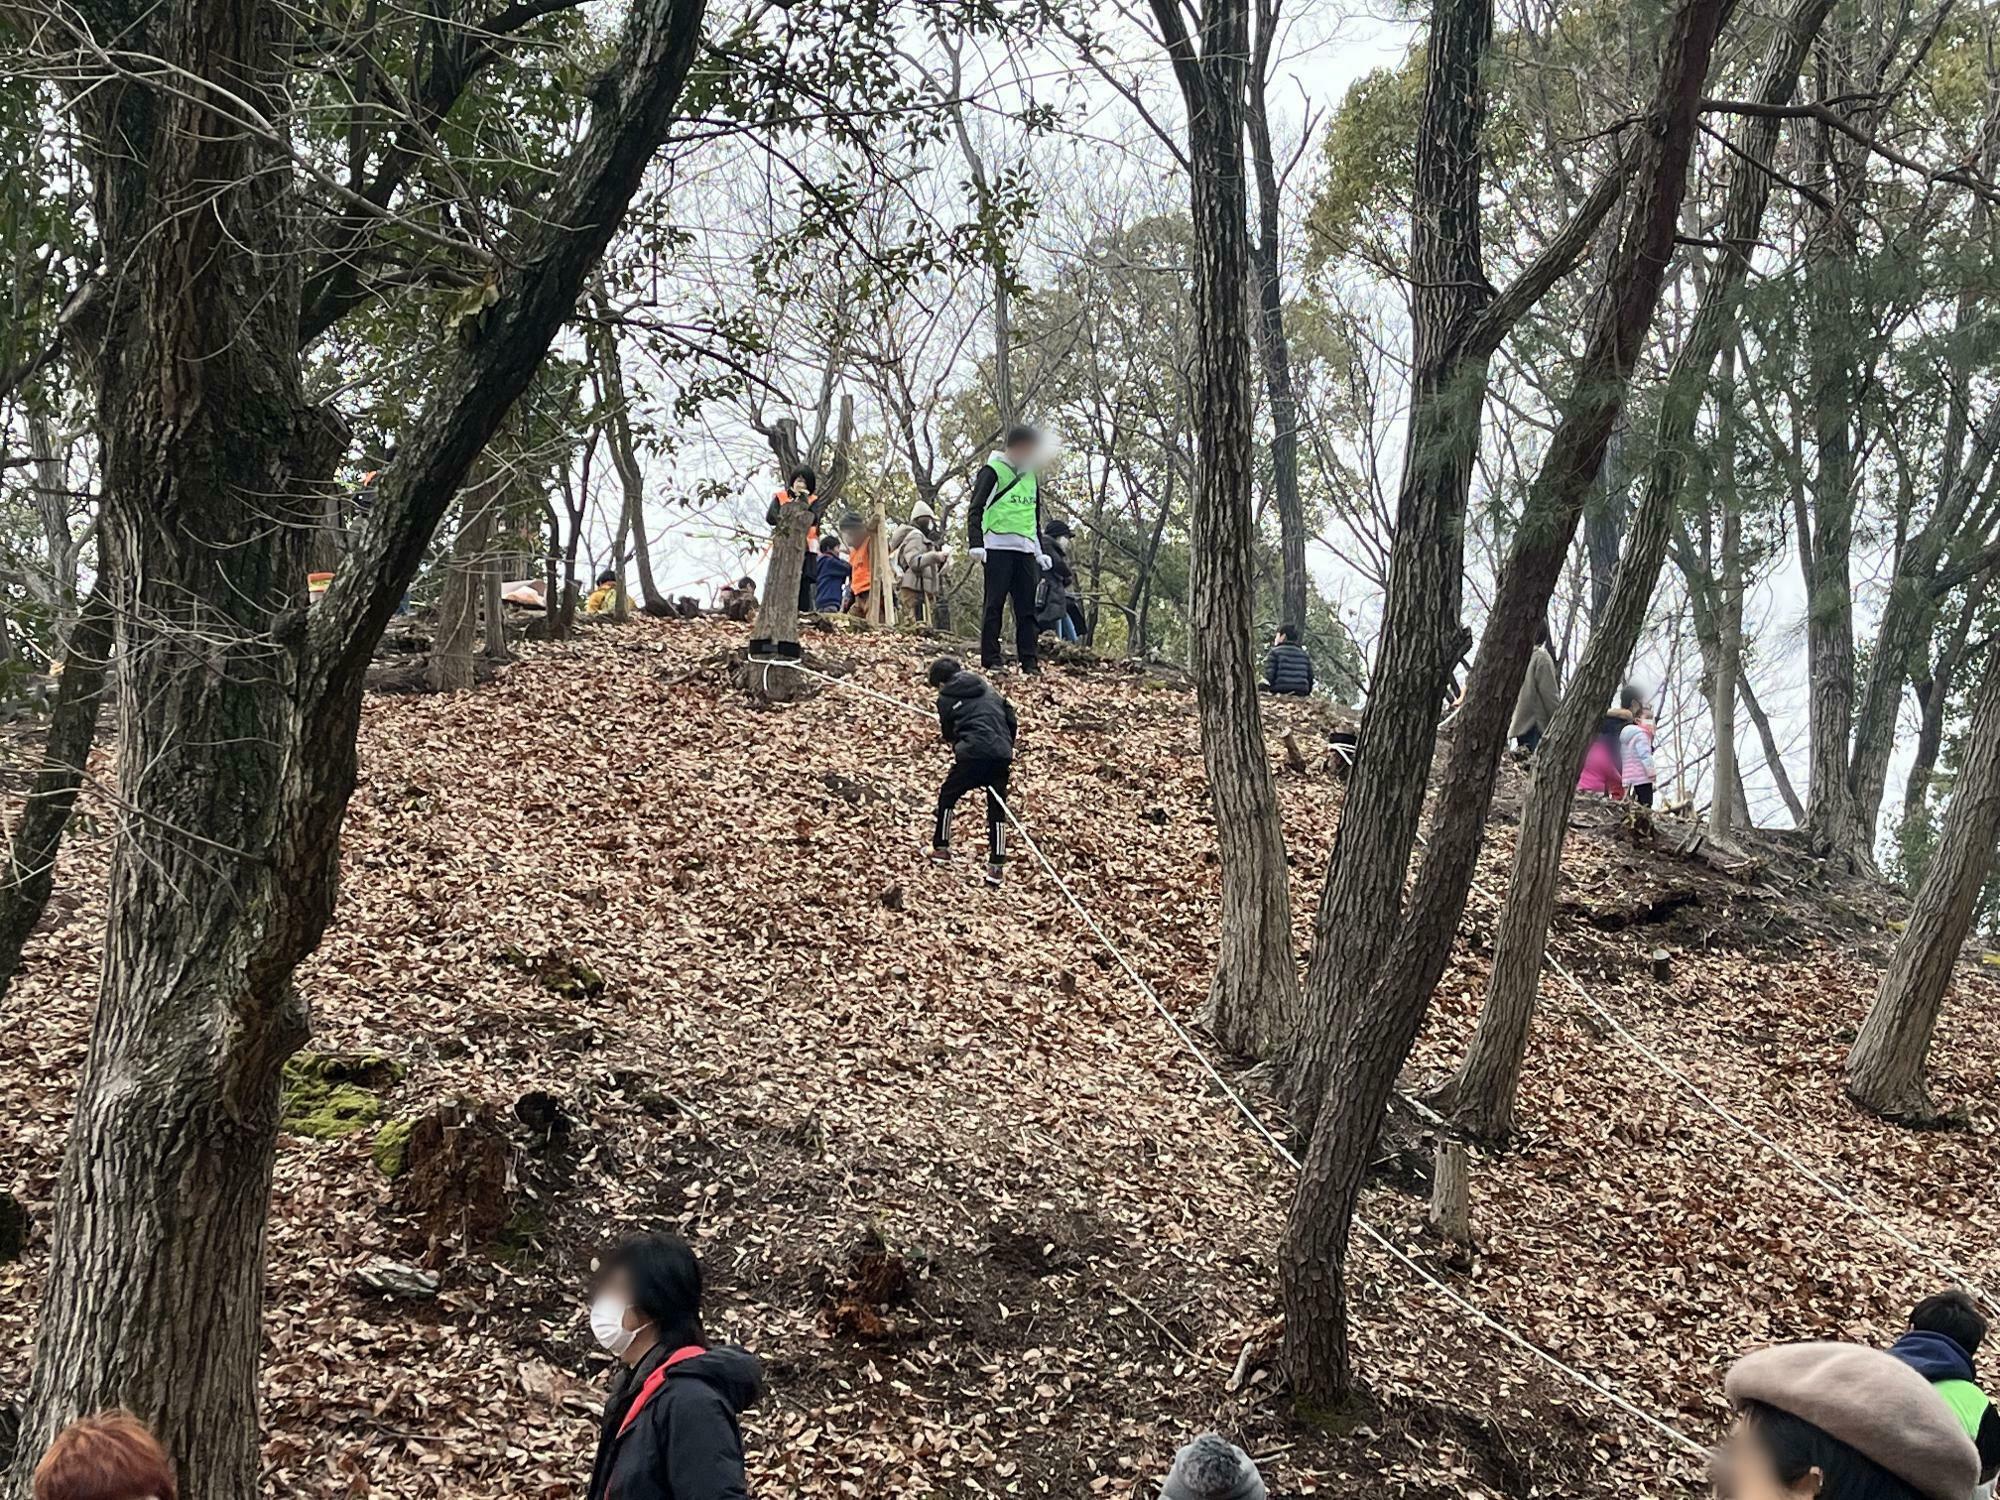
[{"x1": 4, "y1": 617, "x2": 1998, "y2": 1498}]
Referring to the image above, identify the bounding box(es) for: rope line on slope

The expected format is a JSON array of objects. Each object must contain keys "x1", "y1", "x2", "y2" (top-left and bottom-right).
[
  {"x1": 1322, "y1": 737, "x2": 2000, "y2": 1319},
  {"x1": 745, "y1": 655, "x2": 1710, "y2": 1460}
]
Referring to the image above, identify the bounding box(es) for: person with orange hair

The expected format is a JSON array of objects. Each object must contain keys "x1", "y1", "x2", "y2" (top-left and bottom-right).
[{"x1": 33, "y1": 1411, "x2": 176, "y2": 1500}]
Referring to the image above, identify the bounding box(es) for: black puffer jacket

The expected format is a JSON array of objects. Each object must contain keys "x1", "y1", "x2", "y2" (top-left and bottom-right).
[
  {"x1": 1264, "y1": 641, "x2": 1314, "y2": 697},
  {"x1": 587, "y1": 1345, "x2": 762, "y2": 1500},
  {"x1": 937, "y1": 671, "x2": 1017, "y2": 763}
]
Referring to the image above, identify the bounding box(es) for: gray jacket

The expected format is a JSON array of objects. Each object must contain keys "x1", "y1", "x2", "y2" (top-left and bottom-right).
[
  {"x1": 1510, "y1": 644, "x2": 1560, "y2": 740},
  {"x1": 891, "y1": 522, "x2": 947, "y2": 596}
]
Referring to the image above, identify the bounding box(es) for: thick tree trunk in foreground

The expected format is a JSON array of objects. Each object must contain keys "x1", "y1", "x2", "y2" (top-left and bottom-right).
[
  {"x1": 1278, "y1": 0, "x2": 1499, "y2": 1125},
  {"x1": 1282, "y1": 0, "x2": 1728, "y2": 1401},
  {"x1": 1150, "y1": 0, "x2": 1302, "y2": 1058},
  {"x1": 1848, "y1": 648, "x2": 2000, "y2": 1119},
  {"x1": 0, "y1": 590, "x2": 113, "y2": 1003},
  {"x1": 9, "y1": 0, "x2": 707, "y2": 1490},
  {"x1": 1433, "y1": 0, "x2": 1826, "y2": 1139}
]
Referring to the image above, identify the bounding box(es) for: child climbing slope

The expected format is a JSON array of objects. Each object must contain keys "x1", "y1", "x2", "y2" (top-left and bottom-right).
[{"x1": 927, "y1": 657, "x2": 1017, "y2": 889}]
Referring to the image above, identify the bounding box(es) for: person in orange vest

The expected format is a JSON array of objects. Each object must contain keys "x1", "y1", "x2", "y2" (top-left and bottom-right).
[
  {"x1": 838, "y1": 512, "x2": 876, "y2": 618},
  {"x1": 764, "y1": 467, "x2": 826, "y2": 611}
]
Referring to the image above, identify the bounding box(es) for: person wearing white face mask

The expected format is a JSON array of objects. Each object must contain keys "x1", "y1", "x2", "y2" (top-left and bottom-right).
[{"x1": 584, "y1": 1232, "x2": 762, "y2": 1500}]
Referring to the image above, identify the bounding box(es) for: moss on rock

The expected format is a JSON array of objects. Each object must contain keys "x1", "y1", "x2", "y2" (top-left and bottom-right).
[
  {"x1": 282, "y1": 1051, "x2": 402, "y2": 1140},
  {"x1": 372, "y1": 1119, "x2": 414, "y2": 1177}
]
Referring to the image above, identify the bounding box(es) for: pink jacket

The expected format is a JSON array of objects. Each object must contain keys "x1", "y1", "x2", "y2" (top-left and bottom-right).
[{"x1": 1578, "y1": 737, "x2": 1623, "y2": 797}]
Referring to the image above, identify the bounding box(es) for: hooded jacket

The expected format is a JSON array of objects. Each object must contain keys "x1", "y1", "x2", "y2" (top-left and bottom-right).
[
  {"x1": 587, "y1": 1344, "x2": 762, "y2": 1500},
  {"x1": 891, "y1": 507, "x2": 947, "y2": 596},
  {"x1": 813, "y1": 552, "x2": 851, "y2": 611},
  {"x1": 936, "y1": 670, "x2": 1016, "y2": 763},
  {"x1": 1890, "y1": 1331, "x2": 2000, "y2": 1484}
]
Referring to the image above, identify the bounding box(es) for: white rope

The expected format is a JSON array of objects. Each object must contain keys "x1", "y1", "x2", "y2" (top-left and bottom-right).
[
  {"x1": 745, "y1": 655, "x2": 1710, "y2": 1459},
  {"x1": 1326, "y1": 738, "x2": 2000, "y2": 1317}
]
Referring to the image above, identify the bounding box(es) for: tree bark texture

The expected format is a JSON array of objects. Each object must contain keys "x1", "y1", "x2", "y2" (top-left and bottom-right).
[
  {"x1": 1434, "y1": 0, "x2": 1825, "y2": 1140},
  {"x1": 430, "y1": 486, "x2": 496, "y2": 693},
  {"x1": 1848, "y1": 646, "x2": 2000, "y2": 1118},
  {"x1": 0, "y1": 589, "x2": 113, "y2": 1004},
  {"x1": 592, "y1": 310, "x2": 670, "y2": 615},
  {"x1": 1281, "y1": 0, "x2": 1729, "y2": 1402},
  {"x1": 1247, "y1": 52, "x2": 1309, "y2": 637},
  {"x1": 10, "y1": 0, "x2": 708, "y2": 1491},
  {"x1": 1279, "y1": 0, "x2": 1499, "y2": 1131},
  {"x1": 1152, "y1": 0, "x2": 1303, "y2": 1059}
]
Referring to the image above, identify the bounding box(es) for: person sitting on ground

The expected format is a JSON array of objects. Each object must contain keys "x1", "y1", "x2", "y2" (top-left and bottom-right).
[
  {"x1": 1889, "y1": 1292, "x2": 2000, "y2": 1496},
  {"x1": 719, "y1": 576, "x2": 757, "y2": 624},
  {"x1": 584, "y1": 569, "x2": 620, "y2": 615},
  {"x1": 585, "y1": 1232, "x2": 762, "y2": 1500},
  {"x1": 33, "y1": 1411, "x2": 177, "y2": 1500},
  {"x1": 1510, "y1": 621, "x2": 1560, "y2": 753},
  {"x1": 1161, "y1": 1433, "x2": 1266, "y2": 1500},
  {"x1": 927, "y1": 656, "x2": 1017, "y2": 890},
  {"x1": 1577, "y1": 696, "x2": 1633, "y2": 798},
  {"x1": 765, "y1": 466, "x2": 826, "y2": 612},
  {"x1": 1262, "y1": 623, "x2": 1314, "y2": 697},
  {"x1": 890, "y1": 501, "x2": 948, "y2": 625},
  {"x1": 1617, "y1": 684, "x2": 1657, "y2": 807},
  {"x1": 838, "y1": 512, "x2": 875, "y2": 619},
  {"x1": 812, "y1": 534, "x2": 850, "y2": 614},
  {"x1": 1718, "y1": 1342, "x2": 1976, "y2": 1500}
]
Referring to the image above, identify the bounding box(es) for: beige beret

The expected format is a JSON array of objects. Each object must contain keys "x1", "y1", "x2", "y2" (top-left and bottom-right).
[{"x1": 1726, "y1": 1342, "x2": 1980, "y2": 1500}]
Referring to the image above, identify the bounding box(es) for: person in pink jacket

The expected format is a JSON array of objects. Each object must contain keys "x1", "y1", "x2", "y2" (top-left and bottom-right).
[{"x1": 1577, "y1": 702, "x2": 1635, "y2": 798}]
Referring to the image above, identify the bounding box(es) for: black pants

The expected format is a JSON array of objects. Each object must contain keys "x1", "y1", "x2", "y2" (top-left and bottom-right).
[
  {"x1": 980, "y1": 550, "x2": 1040, "y2": 672},
  {"x1": 798, "y1": 553, "x2": 818, "y2": 612},
  {"x1": 1517, "y1": 725, "x2": 1542, "y2": 752},
  {"x1": 1632, "y1": 781, "x2": 1654, "y2": 807},
  {"x1": 935, "y1": 756, "x2": 1011, "y2": 862}
]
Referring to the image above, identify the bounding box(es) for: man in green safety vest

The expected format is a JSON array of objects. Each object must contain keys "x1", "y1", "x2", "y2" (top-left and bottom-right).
[
  {"x1": 1888, "y1": 1290, "x2": 2000, "y2": 1497},
  {"x1": 966, "y1": 425, "x2": 1050, "y2": 675}
]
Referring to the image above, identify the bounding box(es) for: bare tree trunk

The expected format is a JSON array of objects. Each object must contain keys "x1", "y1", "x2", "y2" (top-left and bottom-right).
[
  {"x1": 1247, "y1": 15, "x2": 1308, "y2": 636},
  {"x1": 1740, "y1": 670, "x2": 1806, "y2": 825},
  {"x1": 483, "y1": 556, "x2": 508, "y2": 659},
  {"x1": 1709, "y1": 348, "x2": 1744, "y2": 846},
  {"x1": 430, "y1": 486, "x2": 496, "y2": 693},
  {"x1": 591, "y1": 307, "x2": 669, "y2": 615},
  {"x1": 0, "y1": 589, "x2": 113, "y2": 1002},
  {"x1": 1282, "y1": 0, "x2": 1728, "y2": 1398},
  {"x1": 1429, "y1": 0, "x2": 1814, "y2": 1140},
  {"x1": 1903, "y1": 577, "x2": 1987, "y2": 841},
  {"x1": 1848, "y1": 646, "x2": 2000, "y2": 1118},
  {"x1": 1150, "y1": 0, "x2": 1303, "y2": 1059},
  {"x1": 7, "y1": 0, "x2": 707, "y2": 1488}
]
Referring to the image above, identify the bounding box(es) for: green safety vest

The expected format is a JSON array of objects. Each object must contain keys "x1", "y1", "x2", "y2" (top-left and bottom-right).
[
  {"x1": 1936, "y1": 1378, "x2": 1991, "y2": 1438},
  {"x1": 983, "y1": 457, "x2": 1038, "y2": 539}
]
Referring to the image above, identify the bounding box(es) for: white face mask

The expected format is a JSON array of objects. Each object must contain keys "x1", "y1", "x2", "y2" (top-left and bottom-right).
[{"x1": 590, "y1": 1292, "x2": 648, "y2": 1356}]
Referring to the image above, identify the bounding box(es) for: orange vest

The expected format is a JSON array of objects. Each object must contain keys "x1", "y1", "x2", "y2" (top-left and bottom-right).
[
  {"x1": 849, "y1": 535, "x2": 873, "y2": 595},
  {"x1": 774, "y1": 488, "x2": 818, "y2": 546}
]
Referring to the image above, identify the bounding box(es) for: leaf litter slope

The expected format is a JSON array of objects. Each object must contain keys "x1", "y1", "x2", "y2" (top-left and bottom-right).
[{"x1": 3, "y1": 617, "x2": 1999, "y2": 1498}]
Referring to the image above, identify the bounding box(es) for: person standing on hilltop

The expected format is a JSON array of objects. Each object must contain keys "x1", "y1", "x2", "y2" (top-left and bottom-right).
[
  {"x1": 765, "y1": 466, "x2": 826, "y2": 613},
  {"x1": 967, "y1": 424, "x2": 1049, "y2": 675},
  {"x1": 812, "y1": 534, "x2": 849, "y2": 614},
  {"x1": 1510, "y1": 621, "x2": 1560, "y2": 752},
  {"x1": 891, "y1": 500, "x2": 948, "y2": 625},
  {"x1": 927, "y1": 656, "x2": 1017, "y2": 889}
]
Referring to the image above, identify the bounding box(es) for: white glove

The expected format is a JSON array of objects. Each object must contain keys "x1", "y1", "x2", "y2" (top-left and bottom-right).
[
  {"x1": 1038, "y1": 552, "x2": 1053, "y2": 571},
  {"x1": 968, "y1": 547, "x2": 987, "y2": 564}
]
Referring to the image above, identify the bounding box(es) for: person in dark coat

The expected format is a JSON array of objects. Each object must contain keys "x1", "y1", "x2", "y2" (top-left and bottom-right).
[
  {"x1": 585, "y1": 1233, "x2": 762, "y2": 1500},
  {"x1": 812, "y1": 535, "x2": 850, "y2": 613},
  {"x1": 1039, "y1": 518, "x2": 1081, "y2": 641},
  {"x1": 927, "y1": 656, "x2": 1017, "y2": 888},
  {"x1": 1888, "y1": 1292, "x2": 2000, "y2": 1495},
  {"x1": 1262, "y1": 623, "x2": 1314, "y2": 697}
]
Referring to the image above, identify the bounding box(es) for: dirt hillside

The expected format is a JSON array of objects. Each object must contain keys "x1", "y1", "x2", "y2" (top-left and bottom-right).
[{"x1": 5, "y1": 618, "x2": 1998, "y2": 1499}]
